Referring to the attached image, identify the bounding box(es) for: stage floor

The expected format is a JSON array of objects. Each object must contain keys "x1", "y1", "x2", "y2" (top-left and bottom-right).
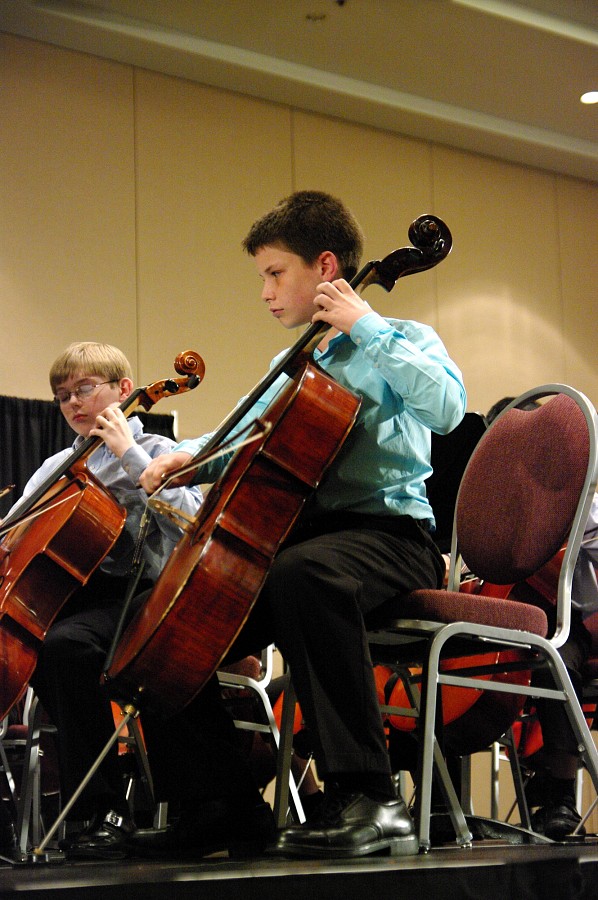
[{"x1": 1, "y1": 839, "x2": 597, "y2": 900}]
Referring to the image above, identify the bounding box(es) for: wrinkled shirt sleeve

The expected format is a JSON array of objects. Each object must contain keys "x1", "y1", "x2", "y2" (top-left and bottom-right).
[
  {"x1": 120, "y1": 438, "x2": 202, "y2": 543},
  {"x1": 349, "y1": 312, "x2": 466, "y2": 434}
]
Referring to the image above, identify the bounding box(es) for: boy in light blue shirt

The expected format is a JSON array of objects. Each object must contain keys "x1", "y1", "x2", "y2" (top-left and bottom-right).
[{"x1": 140, "y1": 191, "x2": 466, "y2": 859}]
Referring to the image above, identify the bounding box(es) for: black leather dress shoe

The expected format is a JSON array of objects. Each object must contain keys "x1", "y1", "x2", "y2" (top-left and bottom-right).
[
  {"x1": 61, "y1": 810, "x2": 136, "y2": 859},
  {"x1": 272, "y1": 789, "x2": 419, "y2": 859},
  {"x1": 530, "y1": 799, "x2": 586, "y2": 841},
  {"x1": 132, "y1": 798, "x2": 276, "y2": 859}
]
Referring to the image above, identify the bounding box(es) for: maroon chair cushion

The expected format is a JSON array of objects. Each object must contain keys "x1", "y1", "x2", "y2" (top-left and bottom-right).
[{"x1": 402, "y1": 588, "x2": 548, "y2": 637}]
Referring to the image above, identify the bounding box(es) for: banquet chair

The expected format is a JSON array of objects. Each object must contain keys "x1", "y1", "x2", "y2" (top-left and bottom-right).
[
  {"x1": 368, "y1": 384, "x2": 598, "y2": 851},
  {"x1": 217, "y1": 645, "x2": 305, "y2": 824}
]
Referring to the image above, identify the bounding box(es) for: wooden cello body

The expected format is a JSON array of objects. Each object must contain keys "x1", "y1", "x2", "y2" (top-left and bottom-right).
[
  {"x1": 107, "y1": 363, "x2": 360, "y2": 716},
  {"x1": 0, "y1": 352, "x2": 204, "y2": 721},
  {"x1": 106, "y1": 215, "x2": 455, "y2": 718},
  {"x1": 0, "y1": 469, "x2": 126, "y2": 720}
]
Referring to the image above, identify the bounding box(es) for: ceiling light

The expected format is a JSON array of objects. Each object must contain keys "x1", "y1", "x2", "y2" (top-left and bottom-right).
[{"x1": 580, "y1": 92, "x2": 598, "y2": 105}]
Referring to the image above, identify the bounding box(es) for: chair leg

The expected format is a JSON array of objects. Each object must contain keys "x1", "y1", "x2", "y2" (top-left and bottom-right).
[
  {"x1": 125, "y1": 714, "x2": 155, "y2": 813},
  {"x1": 429, "y1": 741, "x2": 474, "y2": 848},
  {"x1": 402, "y1": 663, "x2": 473, "y2": 850},
  {"x1": 547, "y1": 651, "x2": 598, "y2": 800},
  {"x1": 153, "y1": 801, "x2": 168, "y2": 830},
  {"x1": 489, "y1": 743, "x2": 500, "y2": 820},
  {"x1": 272, "y1": 677, "x2": 305, "y2": 828},
  {"x1": 0, "y1": 735, "x2": 19, "y2": 809},
  {"x1": 579, "y1": 792, "x2": 598, "y2": 832},
  {"x1": 15, "y1": 696, "x2": 44, "y2": 853},
  {"x1": 501, "y1": 729, "x2": 531, "y2": 829},
  {"x1": 575, "y1": 764, "x2": 583, "y2": 812},
  {"x1": 457, "y1": 754, "x2": 473, "y2": 816}
]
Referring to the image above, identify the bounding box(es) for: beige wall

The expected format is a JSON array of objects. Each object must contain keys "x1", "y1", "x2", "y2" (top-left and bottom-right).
[
  {"x1": 2, "y1": 32, "x2": 597, "y2": 440},
  {"x1": 1, "y1": 35, "x2": 138, "y2": 398}
]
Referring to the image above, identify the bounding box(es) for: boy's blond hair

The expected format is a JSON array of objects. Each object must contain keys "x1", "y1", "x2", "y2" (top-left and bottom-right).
[{"x1": 49, "y1": 342, "x2": 133, "y2": 391}]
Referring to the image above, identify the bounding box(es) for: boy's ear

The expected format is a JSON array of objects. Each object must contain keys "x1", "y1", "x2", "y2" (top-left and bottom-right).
[
  {"x1": 318, "y1": 250, "x2": 340, "y2": 281},
  {"x1": 118, "y1": 377, "x2": 134, "y2": 400}
]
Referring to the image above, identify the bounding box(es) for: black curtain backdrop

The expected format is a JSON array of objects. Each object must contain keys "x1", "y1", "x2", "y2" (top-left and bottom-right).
[
  {"x1": 0, "y1": 395, "x2": 175, "y2": 519},
  {"x1": 425, "y1": 411, "x2": 487, "y2": 552}
]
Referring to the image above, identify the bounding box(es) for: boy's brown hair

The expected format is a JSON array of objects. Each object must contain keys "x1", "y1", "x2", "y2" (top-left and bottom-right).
[{"x1": 242, "y1": 190, "x2": 364, "y2": 281}]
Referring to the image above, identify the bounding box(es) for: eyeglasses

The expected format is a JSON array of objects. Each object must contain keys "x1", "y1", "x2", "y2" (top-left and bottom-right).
[{"x1": 53, "y1": 381, "x2": 116, "y2": 405}]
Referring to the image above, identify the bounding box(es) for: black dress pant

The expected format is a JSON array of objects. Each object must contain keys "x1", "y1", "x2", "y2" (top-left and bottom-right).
[
  {"x1": 32, "y1": 514, "x2": 444, "y2": 815},
  {"x1": 144, "y1": 513, "x2": 445, "y2": 802},
  {"x1": 30, "y1": 572, "x2": 152, "y2": 820}
]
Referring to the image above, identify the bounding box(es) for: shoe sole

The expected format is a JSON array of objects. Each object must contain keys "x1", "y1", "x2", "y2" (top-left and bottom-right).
[
  {"x1": 270, "y1": 833, "x2": 420, "y2": 859},
  {"x1": 64, "y1": 845, "x2": 130, "y2": 861}
]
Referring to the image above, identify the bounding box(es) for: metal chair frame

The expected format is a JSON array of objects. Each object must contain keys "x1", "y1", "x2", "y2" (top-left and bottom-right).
[
  {"x1": 0, "y1": 688, "x2": 59, "y2": 853},
  {"x1": 217, "y1": 644, "x2": 305, "y2": 825}
]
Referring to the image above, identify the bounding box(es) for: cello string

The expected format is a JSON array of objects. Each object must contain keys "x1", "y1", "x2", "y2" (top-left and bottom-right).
[
  {"x1": 146, "y1": 420, "x2": 272, "y2": 507},
  {"x1": 0, "y1": 491, "x2": 77, "y2": 539}
]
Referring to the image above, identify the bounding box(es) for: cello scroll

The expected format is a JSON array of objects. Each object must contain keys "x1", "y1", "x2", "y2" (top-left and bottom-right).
[
  {"x1": 131, "y1": 350, "x2": 205, "y2": 414},
  {"x1": 359, "y1": 215, "x2": 452, "y2": 293}
]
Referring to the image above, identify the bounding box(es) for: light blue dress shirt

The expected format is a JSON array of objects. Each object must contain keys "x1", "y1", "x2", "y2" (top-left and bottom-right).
[{"x1": 176, "y1": 312, "x2": 466, "y2": 528}]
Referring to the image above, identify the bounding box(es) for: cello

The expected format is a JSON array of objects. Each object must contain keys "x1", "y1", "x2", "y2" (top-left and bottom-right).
[
  {"x1": 0, "y1": 351, "x2": 204, "y2": 721},
  {"x1": 106, "y1": 216, "x2": 454, "y2": 719}
]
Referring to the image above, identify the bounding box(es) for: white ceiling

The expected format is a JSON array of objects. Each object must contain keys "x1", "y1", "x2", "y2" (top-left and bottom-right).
[{"x1": 2, "y1": 0, "x2": 597, "y2": 182}]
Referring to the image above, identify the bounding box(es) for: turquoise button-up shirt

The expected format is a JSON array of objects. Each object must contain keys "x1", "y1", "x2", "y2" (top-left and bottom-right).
[{"x1": 177, "y1": 312, "x2": 466, "y2": 529}]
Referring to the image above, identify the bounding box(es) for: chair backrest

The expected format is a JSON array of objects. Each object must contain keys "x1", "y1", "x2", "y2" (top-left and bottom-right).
[{"x1": 450, "y1": 385, "x2": 598, "y2": 647}]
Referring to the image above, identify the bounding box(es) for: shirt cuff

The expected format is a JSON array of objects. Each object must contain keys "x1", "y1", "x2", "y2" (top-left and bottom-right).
[
  {"x1": 121, "y1": 443, "x2": 152, "y2": 485},
  {"x1": 350, "y1": 311, "x2": 393, "y2": 347}
]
